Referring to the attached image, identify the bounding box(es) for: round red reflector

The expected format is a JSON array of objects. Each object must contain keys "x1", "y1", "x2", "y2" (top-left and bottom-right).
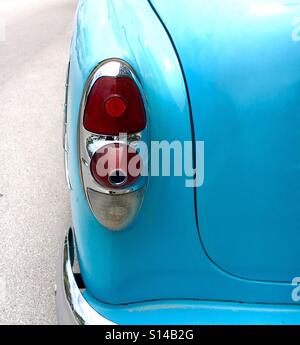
[
  {"x1": 104, "y1": 96, "x2": 127, "y2": 118},
  {"x1": 90, "y1": 143, "x2": 142, "y2": 189}
]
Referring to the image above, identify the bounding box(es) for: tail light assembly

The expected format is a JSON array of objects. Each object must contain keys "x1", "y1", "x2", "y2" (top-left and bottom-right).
[{"x1": 78, "y1": 59, "x2": 148, "y2": 231}]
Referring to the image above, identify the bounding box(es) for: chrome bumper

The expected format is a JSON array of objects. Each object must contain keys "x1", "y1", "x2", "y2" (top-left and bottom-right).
[
  {"x1": 55, "y1": 228, "x2": 114, "y2": 325},
  {"x1": 56, "y1": 230, "x2": 300, "y2": 325}
]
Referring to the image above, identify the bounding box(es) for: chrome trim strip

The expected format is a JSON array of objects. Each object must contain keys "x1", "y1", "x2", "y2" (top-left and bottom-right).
[
  {"x1": 64, "y1": 146, "x2": 72, "y2": 191},
  {"x1": 63, "y1": 62, "x2": 72, "y2": 190},
  {"x1": 63, "y1": 61, "x2": 70, "y2": 150},
  {"x1": 62, "y1": 228, "x2": 115, "y2": 325}
]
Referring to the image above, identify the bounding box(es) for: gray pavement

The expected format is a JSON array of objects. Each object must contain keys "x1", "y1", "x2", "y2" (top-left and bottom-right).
[{"x1": 0, "y1": 0, "x2": 77, "y2": 324}]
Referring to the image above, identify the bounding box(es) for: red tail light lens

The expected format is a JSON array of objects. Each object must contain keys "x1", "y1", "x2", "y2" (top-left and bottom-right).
[
  {"x1": 84, "y1": 77, "x2": 146, "y2": 135},
  {"x1": 90, "y1": 143, "x2": 142, "y2": 189}
]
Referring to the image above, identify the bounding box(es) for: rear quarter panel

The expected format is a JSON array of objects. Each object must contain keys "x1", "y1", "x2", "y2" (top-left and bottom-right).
[
  {"x1": 67, "y1": 0, "x2": 299, "y2": 305},
  {"x1": 67, "y1": 0, "x2": 199, "y2": 304}
]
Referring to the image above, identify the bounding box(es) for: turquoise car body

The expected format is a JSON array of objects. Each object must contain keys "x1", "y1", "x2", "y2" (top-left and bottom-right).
[{"x1": 63, "y1": 0, "x2": 300, "y2": 324}]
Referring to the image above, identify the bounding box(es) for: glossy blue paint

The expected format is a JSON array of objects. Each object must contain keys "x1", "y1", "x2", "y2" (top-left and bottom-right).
[
  {"x1": 151, "y1": 0, "x2": 300, "y2": 283},
  {"x1": 66, "y1": 0, "x2": 300, "y2": 322}
]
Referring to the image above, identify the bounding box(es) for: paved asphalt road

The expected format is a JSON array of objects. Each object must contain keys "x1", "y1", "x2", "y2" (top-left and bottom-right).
[{"x1": 0, "y1": 0, "x2": 77, "y2": 324}]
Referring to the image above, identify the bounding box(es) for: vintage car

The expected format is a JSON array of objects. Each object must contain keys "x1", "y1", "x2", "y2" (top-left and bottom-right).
[{"x1": 56, "y1": 0, "x2": 300, "y2": 324}]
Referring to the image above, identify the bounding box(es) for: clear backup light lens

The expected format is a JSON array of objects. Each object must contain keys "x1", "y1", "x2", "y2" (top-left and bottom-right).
[{"x1": 87, "y1": 188, "x2": 144, "y2": 231}]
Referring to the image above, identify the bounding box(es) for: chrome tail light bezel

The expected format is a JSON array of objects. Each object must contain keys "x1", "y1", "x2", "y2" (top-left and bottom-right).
[{"x1": 78, "y1": 59, "x2": 149, "y2": 231}]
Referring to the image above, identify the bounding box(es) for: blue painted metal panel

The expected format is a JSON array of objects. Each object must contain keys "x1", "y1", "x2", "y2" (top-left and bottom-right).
[
  {"x1": 66, "y1": 0, "x2": 300, "y2": 311},
  {"x1": 150, "y1": 0, "x2": 300, "y2": 282}
]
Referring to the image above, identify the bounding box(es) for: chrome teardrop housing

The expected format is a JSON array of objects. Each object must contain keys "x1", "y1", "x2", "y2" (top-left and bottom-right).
[{"x1": 78, "y1": 59, "x2": 149, "y2": 230}]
